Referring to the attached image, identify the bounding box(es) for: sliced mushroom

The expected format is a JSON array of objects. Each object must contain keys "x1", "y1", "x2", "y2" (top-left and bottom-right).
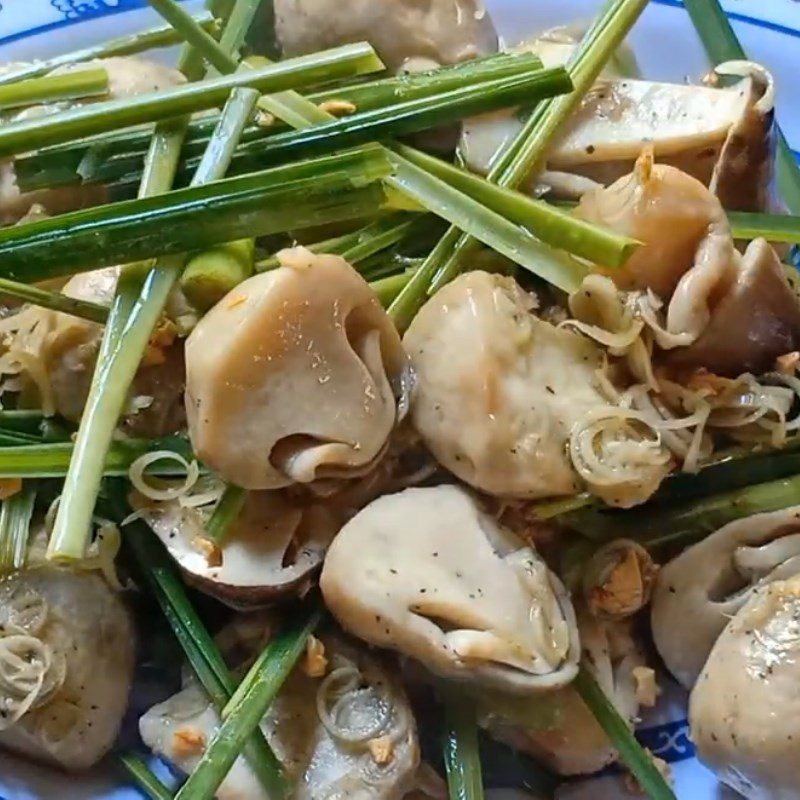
[
  {"x1": 650, "y1": 505, "x2": 800, "y2": 688},
  {"x1": 403, "y1": 271, "x2": 601, "y2": 499},
  {"x1": 480, "y1": 610, "x2": 643, "y2": 775},
  {"x1": 460, "y1": 64, "x2": 774, "y2": 209},
  {"x1": 665, "y1": 238, "x2": 800, "y2": 376},
  {"x1": 0, "y1": 266, "x2": 186, "y2": 435},
  {"x1": 132, "y1": 489, "x2": 341, "y2": 609},
  {"x1": 273, "y1": 0, "x2": 498, "y2": 73},
  {"x1": 689, "y1": 575, "x2": 800, "y2": 800},
  {"x1": 0, "y1": 561, "x2": 135, "y2": 770},
  {"x1": 1, "y1": 57, "x2": 184, "y2": 225},
  {"x1": 320, "y1": 485, "x2": 579, "y2": 693},
  {"x1": 185, "y1": 248, "x2": 411, "y2": 491},
  {"x1": 140, "y1": 632, "x2": 419, "y2": 800}
]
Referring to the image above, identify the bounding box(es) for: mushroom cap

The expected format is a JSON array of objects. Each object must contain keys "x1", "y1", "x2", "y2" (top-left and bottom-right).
[
  {"x1": 481, "y1": 611, "x2": 642, "y2": 776},
  {"x1": 651, "y1": 504, "x2": 800, "y2": 688},
  {"x1": 0, "y1": 564, "x2": 135, "y2": 771},
  {"x1": 666, "y1": 238, "x2": 800, "y2": 376},
  {"x1": 320, "y1": 485, "x2": 579, "y2": 693},
  {"x1": 186, "y1": 250, "x2": 410, "y2": 490},
  {"x1": 689, "y1": 575, "x2": 800, "y2": 800},
  {"x1": 403, "y1": 271, "x2": 603, "y2": 500},
  {"x1": 133, "y1": 489, "x2": 341, "y2": 609},
  {"x1": 575, "y1": 157, "x2": 732, "y2": 299},
  {"x1": 140, "y1": 634, "x2": 419, "y2": 800},
  {"x1": 274, "y1": 0, "x2": 498, "y2": 73}
]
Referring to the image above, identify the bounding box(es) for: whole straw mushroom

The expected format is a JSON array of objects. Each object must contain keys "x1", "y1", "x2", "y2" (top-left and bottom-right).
[
  {"x1": 185, "y1": 248, "x2": 411, "y2": 491},
  {"x1": 651, "y1": 505, "x2": 800, "y2": 688},
  {"x1": 321, "y1": 485, "x2": 580, "y2": 693},
  {"x1": 273, "y1": 0, "x2": 498, "y2": 73},
  {"x1": 690, "y1": 575, "x2": 800, "y2": 800}
]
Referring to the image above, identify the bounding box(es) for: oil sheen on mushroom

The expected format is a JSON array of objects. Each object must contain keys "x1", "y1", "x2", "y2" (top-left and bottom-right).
[
  {"x1": 320, "y1": 485, "x2": 579, "y2": 693},
  {"x1": 185, "y1": 248, "x2": 411, "y2": 491}
]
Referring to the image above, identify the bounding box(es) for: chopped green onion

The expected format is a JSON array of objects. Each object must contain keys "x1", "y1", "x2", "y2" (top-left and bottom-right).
[
  {"x1": 0, "y1": 68, "x2": 109, "y2": 112},
  {"x1": 0, "y1": 14, "x2": 219, "y2": 88},
  {"x1": 0, "y1": 146, "x2": 393, "y2": 284},
  {"x1": 109, "y1": 486, "x2": 287, "y2": 798},
  {"x1": 388, "y1": 151, "x2": 590, "y2": 295},
  {"x1": 574, "y1": 667, "x2": 676, "y2": 800},
  {"x1": 0, "y1": 44, "x2": 383, "y2": 159},
  {"x1": 181, "y1": 238, "x2": 255, "y2": 312},
  {"x1": 390, "y1": 0, "x2": 648, "y2": 325},
  {"x1": 48, "y1": 84, "x2": 263, "y2": 563},
  {"x1": 393, "y1": 144, "x2": 639, "y2": 267},
  {"x1": 0, "y1": 277, "x2": 108, "y2": 323},
  {"x1": 174, "y1": 608, "x2": 321, "y2": 800},
  {"x1": 118, "y1": 753, "x2": 174, "y2": 800},
  {"x1": 216, "y1": 0, "x2": 261, "y2": 60},
  {"x1": 0, "y1": 437, "x2": 194, "y2": 478},
  {"x1": 0, "y1": 411, "x2": 48, "y2": 436},
  {"x1": 205, "y1": 485, "x2": 247, "y2": 544},
  {"x1": 0, "y1": 483, "x2": 36, "y2": 571},
  {"x1": 371, "y1": 270, "x2": 415, "y2": 308},
  {"x1": 727, "y1": 211, "x2": 800, "y2": 243},
  {"x1": 683, "y1": 0, "x2": 800, "y2": 216},
  {"x1": 442, "y1": 690, "x2": 484, "y2": 800}
]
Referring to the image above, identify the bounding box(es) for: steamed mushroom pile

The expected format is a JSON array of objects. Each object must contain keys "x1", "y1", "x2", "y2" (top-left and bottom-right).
[{"x1": 2, "y1": 2, "x2": 800, "y2": 800}]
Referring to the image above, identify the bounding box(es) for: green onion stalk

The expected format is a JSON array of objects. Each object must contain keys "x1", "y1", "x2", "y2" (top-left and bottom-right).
[
  {"x1": 442, "y1": 690, "x2": 485, "y2": 800},
  {"x1": 118, "y1": 753, "x2": 174, "y2": 800},
  {"x1": 0, "y1": 483, "x2": 36, "y2": 571},
  {"x1": 205, "y1": 484, "x2": 248, "y2": 544},
  {"x1": 108, "y1": 486, "x2": 287, "y2": 799},
  {"x1": 0, "y1": 14, "x2": 219, "y2": 88},
  {"x1": 173, "y1": 607, "x2": 321, "y2": 800},
  {"x1": 47, "y1": 83, "x2": 258, "y2": 563},
  {"x1": 0, "y1": 277, "x2": 108, "y2": 323},
  {"x1": 389, "y1": 0, "x2": 650, "y2": 329},
  {"x1": 0, "y1": 68, "x2": 109, "y2": 112}
]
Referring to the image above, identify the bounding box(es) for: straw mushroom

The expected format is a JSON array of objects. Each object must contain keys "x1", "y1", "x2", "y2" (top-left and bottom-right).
[
  {"x1": 460, "y1": 63, "x2": 775, "y2": 209},
  {"x1": 273, "y1": 0, "x2": 498, "y2": 73},
  {"x1": 0, "y1": 561, "x2": 135, "y2": 770},
  {"x1": 481, "y1": 611, "x2": 644, "y2": 775},
  {"x1": 140, "y1": 632, "x2": 419, "y2": 800},
  {"x1": 132, "y1": 489, "x2": 341, "y2": 609},
  {"x1": 651, "y1": 505, "x2": 800, "y2": 688},
  {"x1": 185, "y1": 248, "x2": 411, "y2": 491},
  {"x1": 320, "y1": 485, "x2": 580, "y2": 693},
  {"x1": 689, "y1": 575, "x2": 800, "y2": 800}
]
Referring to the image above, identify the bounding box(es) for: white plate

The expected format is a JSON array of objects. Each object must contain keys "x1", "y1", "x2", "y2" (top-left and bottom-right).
[{"x1": 0, "y1": 1, "x2": 798, "y2": 798}]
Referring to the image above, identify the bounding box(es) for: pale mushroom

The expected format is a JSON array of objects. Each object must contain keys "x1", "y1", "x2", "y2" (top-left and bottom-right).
[
  {"x1": 650, "y1": 504, "x2": 800, "y2": 688},
  {"x1": 460, "y1": 63, "x2": 774, "y2": 209},
  {"x1": 0, "y1": 561, "x2": 135, "y2": 770},
  {"x1": 273, "y1": 0, "x2": 498, "y2": 73},
  {"x1": 185, "y1": 248, "x2": 411, "y2": 491},
  {"x1": 403, "y1": 270, "x2": 670, "y2": 506},
  {"x1": 665, "y1": 237, "x2": 800, "y2": 376},
  {"x1": 1, "y1": 57, "x2": 184, "y2": 225},
  {"x1": 480, "y1": 610, "x2": 644, "y2": 775},
  {"x1": 132, "y1": 489, "x2": 341, "y2": 609},
  {"x1": 320, "y1": 485, "x2": 580, "y2": 693},
  {"x1": 140, "y1": 632, "x2": 419, "y2": 800},
  {"x1": 0, "y1": 266, "x2": 186, "y2": 435},
  {"x1": 689, "y1": 575, "x2": 800, "y2": 800}
]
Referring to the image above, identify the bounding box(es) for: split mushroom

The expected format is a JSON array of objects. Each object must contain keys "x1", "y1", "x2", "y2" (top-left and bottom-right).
[
  {"x1": 185, "y1": 248, "x2": 411, "y2": 491},
  {"x1": 651, "y1": 505, "x2": 800, "y2": 687},
  {"x1": 0, "y1": 558, "x2": 135, "y2": 770},
  {"x1": 273, "y1": 0, "x2": 498, "y2": 73},
  {"x1": 132, "y1": 489, "x2": 341, "y2": 609},
  {"x1": 141, "y1": 632, "x2": 419, "y2": 800},
  {"x1": 320, "y1": 485, "x2": 580, "y2": 693},
  {"x1": 690, "y1": 575, "x2": 800, "y2": 800},
  {"x1": 480, "y1": 610, "x2": 645, "y2": 775}
]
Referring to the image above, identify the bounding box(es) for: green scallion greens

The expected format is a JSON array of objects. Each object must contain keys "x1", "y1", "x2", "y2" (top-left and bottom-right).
[
  {"x1": 205, "y1": 485, "x2": 247, "y2": 544},
  {"x1": 118, "y1": 753, "x2": 174, "y2": 800},
  {"x1": 0, "y1": 483, "x2": 36, "y2": 571},
  {"x1": 442, "y1": 690, "x2": 484, "y2": 800},
  {"x1": 0, "y1": 68, "x2": 109, "y2": 112}
]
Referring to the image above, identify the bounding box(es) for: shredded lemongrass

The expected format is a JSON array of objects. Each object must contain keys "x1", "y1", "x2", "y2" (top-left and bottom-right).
[{"x1": 129, "y1": 451, "x2": 200, "y2": 501}]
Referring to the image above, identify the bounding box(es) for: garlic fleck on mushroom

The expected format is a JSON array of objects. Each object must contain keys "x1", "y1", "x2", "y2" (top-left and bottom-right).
[
  {"x1": 303, "y1": 635, "x2": 328, "y2": 678},
  {"x1": 632, "y1": 666, "x2": 659, "y2": 708}
]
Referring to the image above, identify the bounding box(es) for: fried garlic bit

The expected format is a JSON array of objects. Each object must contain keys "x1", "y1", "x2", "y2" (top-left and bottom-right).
[
  {"x1": 142, "y1": 317, "x2": 178, "y2": 367},
  {"x1": 192, "y1": 535, "x2": 222, "y2": 568},
  {"x1": 583, "y1": 539, "x2": 658, "y2": 621},
  {"x1": 367, "y1": 735, "x2": 394, "y2": 765},
  {"x1": 303, "y1": 634, "x2": 328, "y2": 678},
  {"x1": 318, "y1": 99, "x2": 357, "y2": 116},
  {"x1": 172, "y1": 726, "x2": 206, "y2": 758},
  {"x1": 0, "y1": 477, "x2": 22, "y2": 500},
  {"x1": 632, "y1": 665, "x2": 660, "y2": 708}
]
